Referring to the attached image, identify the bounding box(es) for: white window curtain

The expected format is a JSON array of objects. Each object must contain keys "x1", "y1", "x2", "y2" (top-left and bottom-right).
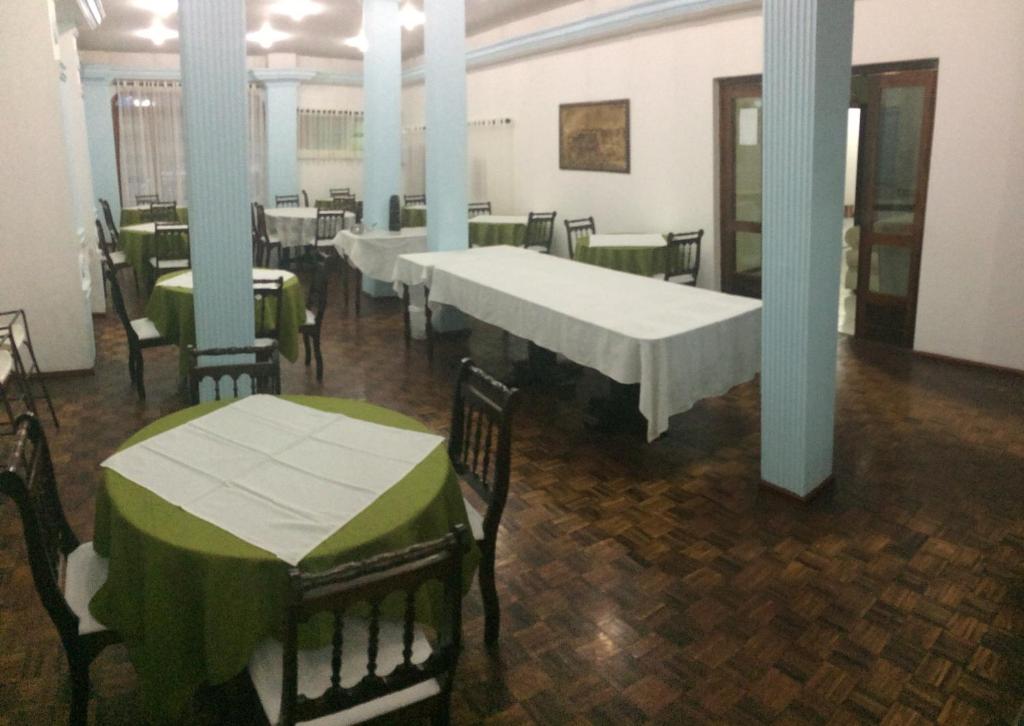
[
  {"x1": 115, "y1": 80, "x2": 268, "y2": 206},
  {"x1": 298, "y1": 109, "x2": 364, "y2": 160}
]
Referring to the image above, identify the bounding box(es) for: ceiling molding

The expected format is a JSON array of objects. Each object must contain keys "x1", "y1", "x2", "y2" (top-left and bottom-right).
[{"x1": 250, "y1": 68, "x2": 319, "y2": 84}]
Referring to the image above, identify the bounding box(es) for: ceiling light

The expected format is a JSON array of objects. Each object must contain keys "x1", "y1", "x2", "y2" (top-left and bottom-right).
[
  {"x1": 343, "y1": 28, "x2": 368, "y2": 54},
  {"x1": 247, "y1": 21, "x2": 290, "y2": 50},
  {"x1": 399, "y1": 2, "x2": 424, "y2": 31},
  {"x1": 76, "y1": 0, "x2": 105, "y2": 29},
  {"x1": 133, "y1": 0, "x2": 177, "y2": 18},
  {"x1": 135, "y1": 19, "x2": 178, "y2": 46},
  {"x1": 269, "y1": 0, "x2": 324, "y2": 23}
]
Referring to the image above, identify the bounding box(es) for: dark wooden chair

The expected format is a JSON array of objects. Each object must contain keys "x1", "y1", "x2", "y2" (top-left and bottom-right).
[
  {"x1": 135, "y1": 193, "x2": 159, "y2": 205},
  {"x1": 275, "y1": 194, "x2": 300, "y2": 208},
  {"x1": 564, "y1": 217, "x2": 596, "y2": 260},
  {"x1": 523, "y1": 211, "x2": 557, "y2": 254},
  {"x1": 0, "y1": 310, "x2": 60, "y2": 432},
  {"x1": 300, "y1": 262, "x2": 329, "y2": 382},
  {"x1": 301, "y1": 189, "x2": 309, "y2": 207},
  {"x1": 254, "y1": 277, "x2": 285, "y2": 354},
  {"x1": 95, "y1": 219, "x2": 132, "y2": 288},
  {"x1": 1, "y1": 412, "x2": 121, "y2": 726},
  {"x1": 315, "y1": 197, "x2": 342, "y2": 210},
  {"x1": 329, "y1": 187, "x2": 351, "y2": 199},
  {"x1": 148, "y1": 222, "x2": 190, "y2": 290},
  {"x1": 665, "y1": 229, "x2": 704, "y2": 286},
  {"x1": 315, "y1": 208, "x2": 346, "y2": 259},
  {"x1": 99, "y1": 198, "x2": 119, "y2": 241},
  {"x1": 468, "y1": 202, "x2": 491, "y2": 218},
  {"x1": 146, "y1": 201, "x2": 178, "y2": 223},
  {"x1": 247, "y1": 525, "x2": 470, "y2": 726},
  {"x1": 449, "y1": 358, "x2": 519, "y2": 645},
  {"x1": 104, "y1": 267, "x2": 170, "y2": 400},
  {"x1": 254, "y1": 203, "x2": 284, "y2": 267},
  {"x1": 187, "y1": 344, "x2": 281, "y2": 404},
  {"x1": 404, "y1": 193, "x2": 426, "y2": 206}
]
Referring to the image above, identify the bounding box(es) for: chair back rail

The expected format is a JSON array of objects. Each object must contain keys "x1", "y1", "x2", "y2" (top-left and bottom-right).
[
  {"x1": 153, "y1": 222, "x2": 191, "y2": 269},
  {"x1": 563, "y1": 217, "x2": 596, "y2": 260},
  {"x1": 468, "y1": 202, "x2": 491, "y2": 218},
  {"x1": 147, "y1": 201, "x2": 178, "y2": 223},
  {"x1": 404, "y1": 194, "x2": 426, "y2": 206},
  {"x1": 99, "y1": 198, "x2": 119, "y2": 243},
  {"x1": 275, "y1": 194, "x2": 300, "y2": 208},
  {"x1": 329, "y1": 187, "x2": 352, "y2": 199},
  {"x1": 666, "y1": 229, "x2": 704, "y2": 285},
  {"x1": 301, "y1": 190, "x2": 310, "y2": 207},
  {"x1": 187, "y1": 345, "x2": 281, "y2": 404},
  {"x1": 524, "y1": 212, "x2": 558, "y2": 253},
  {"x1": 135, "y1": 193, "x2": 159, "y2": 205},
  {"x1": 315, "y1": 209, "x2": 347, "y2": 245}
]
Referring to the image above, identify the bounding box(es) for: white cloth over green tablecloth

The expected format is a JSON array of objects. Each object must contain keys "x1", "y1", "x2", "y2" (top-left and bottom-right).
[{"x1": 333, "y1": 227, "x2": 428, "y2": 282}]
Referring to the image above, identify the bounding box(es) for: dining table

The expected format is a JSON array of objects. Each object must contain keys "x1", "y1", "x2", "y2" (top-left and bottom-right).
[
  {"x1": 89, "y1": 394, "x2": 478, "y2": 720},
  {"x1": 145, "y1": 268, "x2": 306, "y2": 370},
  {"x1": 468, "y1": 214, "x2": 529, "y2": 247},
  {"x1": 264, "y1": 206, "x2": 356, "y2": 249},
  {"x1": 119, "y1": 222, "x2": 190, "y2": 283},
  {"x1": 120, "y1": 205, "x2": 189, "y2": 227},
  {"x1": 574, "y1": 233, "x2": 668, "y2": 277}
]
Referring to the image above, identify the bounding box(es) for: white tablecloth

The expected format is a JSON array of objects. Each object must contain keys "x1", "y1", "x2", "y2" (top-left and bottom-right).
[
  {"x1": 392, "y1": 246, "x2": 510, "y2": 293},
  {"x1": 588, "y1": 233, "x2": 667, "y2": 249},
  {"x1": 157, "y1": 268, "x2": 295, "y2": 290},
  {"x1": 101, "y1": 395, "x2": 444, "y2": 565},
  {"x1": 422, "y1": 247, "x2": 762, "y2": 441},
  {"x1": 265, "y1": 207, "x2": 355, "y2": 249},
  {"x1": 333, "y1": 227, "x2": 428, "y2": 282},
  {"x1": 469, "y1": 214, "x2": 529, "y2": 226}
]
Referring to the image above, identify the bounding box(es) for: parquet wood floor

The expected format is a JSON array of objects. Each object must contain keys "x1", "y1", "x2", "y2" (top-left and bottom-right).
[{"x1": 1, "y1": 272, "x2": 1023, "y2": 725}]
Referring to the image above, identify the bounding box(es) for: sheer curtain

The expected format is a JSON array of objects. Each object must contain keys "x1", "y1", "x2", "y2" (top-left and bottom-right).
[
  {"x1": 115, "y1": 80, "x2": 268, "y2": 206},
  {"x1": 402, "y1": 126, "x2": 427, "y2": 196}
]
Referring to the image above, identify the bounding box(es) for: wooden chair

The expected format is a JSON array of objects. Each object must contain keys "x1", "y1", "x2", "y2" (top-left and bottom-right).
[
  {"x1": 187, "y1": 344, "x2": 281, "y2": 404},
  {"x1": 98, "y1": 198, "x2": 119, "y2": 241},
  {"x1": 104, "y1": 267, "x2": 170, "y2": 400},
  {"x1": 275, "y1": 194, "x2": 300, "y2": 208},
  {"x1": 1, "y1": 412, "x2": 121, "y2": 726},
  {"x1": 315, "y1": 197, "x2": 342, "y2": 210},
  {"x1": 301, "y1": 189, "x2": 309, "y2": 207},
  {"x1": 404, "y1": 193, "x2": 426, "y2": 206},
  {"x1": 148, "y1": 222, "x2": 190, "y2": 290},
  {"x1": 1, "y1": 310, "x2": 60, "y2": 432},
  {"x1": 247, "y1": 525, "x2": 470, "y2": 726},
  {"x1": 300, "y1": 262, "x2": 329, "y2": 382},
  {"x1": 146, "y1": 201, "x2": 178, "y2": 223},
  {"x1": 523, "y1": 212, "x2": 557, "y2": 254},
  {"x1": 254, "y1": 203, "x2": 284, "y2": 267},
  {"x1": 664, "y1": 229, "x2": 704, "y2": 286},
  {"x1": 95, "y1": 219, "x2": 132, "y2": 290},
  {"x1": 329, "y1": 187, "x2": 351, "y2": 199},
  {"x1": 449, "y1": 358, "x2": 519, "y2": 645},
  {"x1": 315, "y1": 208, "x2": 346, "y2": 260},
  {"x1": 135, "y1": 193, "x2": 159, "y2": 205},
  {"x1": 564, "y1": 217, "x2": 596, "y2": 260},
  {"x1": 468, "y1": 202, "x2": 491, "y2": 218}
]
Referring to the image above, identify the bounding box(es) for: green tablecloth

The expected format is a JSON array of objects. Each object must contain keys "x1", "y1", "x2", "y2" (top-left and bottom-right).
[
  {"x1": 401, "y1": 206, "x2": 427, "y2": 227},
  {"x1": 469, "y1": 219, "x2": 527, "y2": 247},
  {"x1": 120, "y1": 206, "x2": 189, "y2": 227},
  {"x1": 145, "y1": 269, "x2": 306, "y2": 370},
  {"x1": 90, "y1": 395, "x2": 477, "y2": 720},
  {"x1": 575, "y1": 234, "x2": 667, "y2": 277},
  {"x1": 120, "y1": 223, "x2": 190, "y2": 283}
]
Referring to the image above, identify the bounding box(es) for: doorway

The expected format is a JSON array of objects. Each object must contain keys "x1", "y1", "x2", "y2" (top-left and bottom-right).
[{"x1": 718, "y1": 60, "x2": 938, "y2": 348}]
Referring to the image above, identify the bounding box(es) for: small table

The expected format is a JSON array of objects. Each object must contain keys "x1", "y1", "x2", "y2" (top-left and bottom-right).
[
  {"x1": 333, "y1": 227, "x2": 429, "y2": 313},
  {"x1": 89, "y1": 395, "x2": 477, "y2": 719},
  {"x1": 145, "y1": 268, "x2": 306, "y2": 368},
  {"x1": 120, "y1": 222, "x2": 189, "y2": 283},
  {"x1": 264, "y1": 206, "x2": 355, "y2": 249},
  {"x1": 120, "y1": 205, "x2": 189, "y2": 227},
  {"x1": 575, "y1": 233, "x2": 668, "y2": 277},
  {"x1": 469, "y1": 214, "x2": 528, "y2": 247},
  {"x1": 401, "y1": 204, "x2": 427, "y2": 227}
]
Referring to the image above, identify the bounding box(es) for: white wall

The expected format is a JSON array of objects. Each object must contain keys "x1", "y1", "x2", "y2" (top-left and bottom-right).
[
  {"x1": 0, "y1": 1, "x2": 95, "y2": 372},
  {"x1": 403, "y1": 0, "x2": 1024, "y2": 371}
]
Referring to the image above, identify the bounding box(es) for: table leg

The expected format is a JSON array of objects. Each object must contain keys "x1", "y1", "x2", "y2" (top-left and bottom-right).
[{"x1": 402, "y1": 284, "x2": 411, "y2": 347}]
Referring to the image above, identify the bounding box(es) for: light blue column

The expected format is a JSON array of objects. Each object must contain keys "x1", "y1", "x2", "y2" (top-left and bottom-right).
[
  {"x1": 178, "y1": 0, "x2": 254, "y2": 382},
  {"x1": 254, "y1": 70, "x2": 314, "y2": 204},
  {"x1": 82, "y1": 70, "x2": 121, "y2": 223},
  {"x1": 424, "y1": 0, "x2": 467, "y2": 252},
  {"x1": 761, "y1": 0, "x2": 854, "y2": 497}
]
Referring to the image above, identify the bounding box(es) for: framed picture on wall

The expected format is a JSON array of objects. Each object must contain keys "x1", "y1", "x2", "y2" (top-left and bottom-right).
[{"x1": 559, "y1": 99, "x2": 631, "y2": 174}]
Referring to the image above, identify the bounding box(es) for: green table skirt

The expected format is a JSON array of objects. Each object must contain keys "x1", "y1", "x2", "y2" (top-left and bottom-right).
[
  {"x1": 402, "y1": 207, "x2": 427, "y2": 227},
  {"x1": 470, "y1": 220, "x2": 527, "y2": 247},
  {"x1": 575, "y1": 235, "x2": 667, "y2": 277},
  {"x1": 120, "y1": 206, "x2": 189, "y2": 227},
  {"x1": 145, "y1": 270, "x2": 306, "y2": 371},
  {"x1": 90, "y1": 395, "x2": 477, "y2": 720},
  {"x1": 120, "y1": 226, "x2": 190, "y2": 284}
]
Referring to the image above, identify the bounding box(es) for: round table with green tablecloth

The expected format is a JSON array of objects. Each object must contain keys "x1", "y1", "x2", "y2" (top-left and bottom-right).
[
  {"x1": 120, "y1": 205, "x2": 189, "y2": 227},
  {"x1": 574, "y1": 233, "x2": 668, "y2": 277},
  {"x1": 89, "y1": 395, "x2": 477, "y2": 720},
  {"x1": 401, "y1": 204, "x2": 428, "y2": 227},
  {"x1": 145, "y1": 269, "x2": 306, "y2": 370},
  {"x1": 469, "y1": 214, "x2": 528, "y2": 247},
  {"x1": 119, "y1": 222, "x2": 190, "y2": 284}
]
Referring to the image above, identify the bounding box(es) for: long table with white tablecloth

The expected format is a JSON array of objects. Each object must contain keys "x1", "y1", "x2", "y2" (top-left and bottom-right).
[{"x1": 395, "y1": 246, "x2": 762, "y2": 441}]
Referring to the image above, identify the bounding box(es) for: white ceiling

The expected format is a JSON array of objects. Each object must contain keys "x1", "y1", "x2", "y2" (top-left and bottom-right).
[{"x1": 78, "y1": 0, "x2": 582, "y2": 60}]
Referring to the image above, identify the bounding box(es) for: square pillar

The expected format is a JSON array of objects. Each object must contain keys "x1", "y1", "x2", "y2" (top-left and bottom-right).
[{"x1": 363, "y1": 0, "x2": 402, "y2": 229}]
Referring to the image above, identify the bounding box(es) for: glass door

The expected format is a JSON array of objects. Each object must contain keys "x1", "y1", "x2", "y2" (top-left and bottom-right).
[{"x1": 719, "y1": 79, "x2": 763, "y2": 298}]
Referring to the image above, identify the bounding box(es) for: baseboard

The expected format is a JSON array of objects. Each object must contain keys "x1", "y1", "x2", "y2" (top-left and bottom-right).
[
  {"x1": 760, "y1": 475, "x2": 835, "y2": 503},
  {"x1": 913, "y1": 349, "x2": 1024, "y2": 378},
  {"x1": 37, "y1": 367, "x2": 95, "y2": 379}
]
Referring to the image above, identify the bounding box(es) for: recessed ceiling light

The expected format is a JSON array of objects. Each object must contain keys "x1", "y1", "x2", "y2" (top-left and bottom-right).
[
  {"x1": 133, "y1": 0, "x2": 177, "y2": 18},
  {"x1": 135, "y1": 18, "x2": 178, "y2": 46},
  {"x1": 343, "y1": 28, "x2": 368, "y2": 54},
  {"x1": 269, "y1": 0, "x2": 324, "y2": 23},
  {"x1": 399, "y1": 2, "x2": 424, "y2": 31},
  {"x1": 247, "y1": 21, "x2": 291, "y2": 50}
]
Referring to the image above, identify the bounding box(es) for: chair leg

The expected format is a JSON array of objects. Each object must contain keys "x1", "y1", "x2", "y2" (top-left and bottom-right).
[
  {"x1": 1, "y1": 383, "x2": 16, "y2": 434},
  {"x1": 432, "y1": 693, "x2": 452, "y2": 726},
  {"x1": 402, "y1": 285, "x2": 411, "y2": 348},
  {"x1": 303, "y1": 332, "x2": 312, "y2": 367},
  {"x1": 313, "y1": 332, "x2": 323, "y2": 382},
  {"x1": 67, "y1": 656, "x2": 91, "y2": 726},
  {"x1": 135, "y1": 351, "x2": 146, "y2": 401},
  {"x1": 354, "y1": 267, "x2": 362, "y2": 317},
  {"x1": 479, "y1": 543, "x2": 501, "y2": 646}
]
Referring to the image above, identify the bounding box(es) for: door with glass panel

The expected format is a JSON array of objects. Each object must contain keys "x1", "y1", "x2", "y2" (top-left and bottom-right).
[
  {"x1": 854, "y1": 68, "x2": 937, "y2": 346},
  {"x1": 719, "y1": 79, "x2": 763, "y2": 298}
]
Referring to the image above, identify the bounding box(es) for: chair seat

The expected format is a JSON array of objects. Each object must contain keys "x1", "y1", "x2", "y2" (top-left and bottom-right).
[
  {"x1": 254, "y1": 337, "x2": 277, "y2": 348},
  {"x1": 148, "y1": 257, "x2": 190, "y2": 269},
  {"x1": 0, "y1": 348, "x2": 12, "y2": 383},
  {"x1": 667, "y1": 273, "x2": 696, "y2": 285},
  {"x1": 63, "y1": 542, "x2": 110, "y2": 636},
  {"x1": 462, "y1": 496, "x2": 485, "y2": 542},
  {"x1": 249, "y1": 617, "x2": 440, "y2": 726},
  {"x1": 304, "y1": 309, "x2": 316, "y2": 327},
  {"x1": 525, "y1": 245, "x2": 549, "y2": 253},
  {"x1": 130, "y1": 317, "x2": 163, "y2": 342},
  {"x1": 108, "y1": 250, "x2": 128, "y2": 266}
]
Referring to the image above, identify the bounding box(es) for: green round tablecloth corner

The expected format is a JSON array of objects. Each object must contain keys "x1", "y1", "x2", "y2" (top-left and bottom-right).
[
  {"x1": 574, "y1": 234, "x2": 668, "y2": 277},
  {"x1": 120, "y1": 206, "x2": 189, "y2": 227},
  {"x1": 119, "y1": 223, "x2": 190, "y2": 283},
  {"x1": 145, "y1": 269, "x2": 306, "y2": 372},
  {"x1": 469, "y1": 219, "x2": 527, "y2": 248},
  {"x1": 90, "y1": 395, "x2": 478, "y2": 721}
]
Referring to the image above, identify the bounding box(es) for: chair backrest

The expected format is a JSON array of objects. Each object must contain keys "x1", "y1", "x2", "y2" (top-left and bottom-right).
[
  {"x1": 275, "y1": 194, "x2": 300, "y2": 208},
  {"x1": 329, "y1": 187, "x2": 351, "y2": 199},
  {"x1": 99, "y1": 198, "x2": 118, "y2": 238},
  {"x1": 95, "y1": 218, "x2": 114, "y2": 261},
  {"x1": 306, "y1": 262, "x2": 330, "y2": 328},
  {"x1": 278, "y1": 525, "x2": 470, "y2": 726},
  {"x1": 335, "y1": 196, "x2": 358, "y2": 216},
  {"x1": 404, "y1": 194, "x2": 426, "y2": 206},
  {"x1": 187, "y1": 344, "x2": 281, "y2": 404},
  {"x1": 147, "y1": 201, "x2": 178, "y2": 223},
  {"x1": 315, "y1": 208, "x2": 346, "y2": 244},
  {"x1": 468, "y1": 202, "x2": 491, "y2": 218},
  {"x1": 153, "y1": 222, "x2": 190, "y2": 267},
  {"x1": 1, "y1": 413, "x2": 83, "y2": 643},
  {"x1": 563, "y1": 217, "x2": 596, "y2": 260},
  {"x1": 524, "y1": 212, "x2": 557, "y2": 253},
  {"x1": 250, "y1": 201, "x2": 260, "y2": 234},
  {"x1": 103, "y1": 267, "x2": 138, "y2": 345},
  {"x1": 301, "y1": 190, "x2": 309, "y2": 207},
  {"x1": 315, "y1": 197, "x2": 342, "y2": 210},
  {"x1": 254, "y1": 277, "x2": 284, "y2": 340},
  {"x1": 136, "y1": 193, "x2": 159, "y2": 205},
  {"x1": 448, "y1": 358, "x2": 518, "y2": 544},
  {"x1": 665, "y1": 229, "x2": 704, "y2": 285}
]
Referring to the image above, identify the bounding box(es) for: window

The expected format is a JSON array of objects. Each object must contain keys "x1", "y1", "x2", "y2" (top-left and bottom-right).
[{"x1": 298, "y1": 109, "x2": 364, "y2": 160}]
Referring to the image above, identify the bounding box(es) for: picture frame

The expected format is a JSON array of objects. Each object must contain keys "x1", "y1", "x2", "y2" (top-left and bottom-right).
[{"x1": 559, "y1": 99, "x2": 631, "y2": 174}]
